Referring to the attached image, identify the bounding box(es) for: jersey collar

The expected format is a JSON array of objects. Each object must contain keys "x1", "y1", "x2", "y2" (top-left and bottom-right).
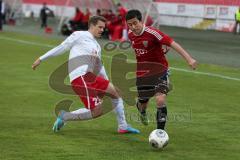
[{"x1": 87, "y1": 31, "x2": 95, "y2": 40}]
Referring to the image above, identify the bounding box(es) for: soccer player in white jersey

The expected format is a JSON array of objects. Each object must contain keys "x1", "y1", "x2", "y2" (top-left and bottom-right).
[{"x1": 32, "y1": 16, "x2": 139, "y2": 134}]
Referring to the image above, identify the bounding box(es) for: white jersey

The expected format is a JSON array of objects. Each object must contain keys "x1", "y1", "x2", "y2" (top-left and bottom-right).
[{"x1": 40, "y1": 31, "x2": 108, "y2": 82}]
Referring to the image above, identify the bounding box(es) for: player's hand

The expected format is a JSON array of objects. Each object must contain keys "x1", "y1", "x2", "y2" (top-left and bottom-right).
[
  {"x1": 32, "y1": 58, "x2": 41, "y2": 70},
  {"x1": 188, "y1": 58, "x2": 197, "y2": 70}
]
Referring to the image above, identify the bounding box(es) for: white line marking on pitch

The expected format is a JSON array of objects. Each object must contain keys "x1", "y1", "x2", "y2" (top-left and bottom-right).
[{"x1": 1, "y1": 36, "x2": 240, "y2": 82}]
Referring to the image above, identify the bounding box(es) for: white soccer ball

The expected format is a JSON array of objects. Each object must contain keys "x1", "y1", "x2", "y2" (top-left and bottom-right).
[{"x1": 149, "y1": 129, "x2": 169, "y2": 149}]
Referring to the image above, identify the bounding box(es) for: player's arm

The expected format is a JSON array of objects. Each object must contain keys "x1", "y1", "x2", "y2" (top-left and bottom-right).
[
  {"x1": 153, "y1": 28, "x2": 197, "y2": 70},
  {"x1": 170, "y1": 41, "x2": 197, "y2": 70},
  {"x1": 32, "y1": 45, "x2": 68, "y2": 70},
  {"x1": 32, "y1": 32, "x2": 79, "y2": 70}
]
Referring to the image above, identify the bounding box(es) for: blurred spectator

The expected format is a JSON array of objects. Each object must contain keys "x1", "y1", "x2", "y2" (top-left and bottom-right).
[
  {"x1": 70, "y1": 7, "x2": 84, "y2": 30},
  {"x1": 143, "y1": 13, "x2": 153, "y2": 26},
  {"x1": 82, "y1": 8, "x2": 91, "y2": 30},
  {"x1": 72, "y1": 7, "x2": 84, "y2": 23},
  {"x1": 101, "y1": 9, "x2": 108, "y2": 18},
  {"x1": 145, "y1": 15, "x2": 153, "y2": 26},
  {"x1": 1, "y1": 0, "x2": 5, "y2": 24},
  {"x1": 0, "y1": 0, "x2": 4, "y2": 31},
  {"x1": 30, "y1": 11, "x2": 34, "y2": 19},
  {"x1": 4, "y1": 2, "x2": 11, "y2": 24},
  {"x1": 40, "y1": 2, "x2": 52, "y2": 28},
  {"x1": 61, "y1": 8, "x2": 90, "y2": 36},
  {"x1": 5, "y1": 2, "x2": 16, "y2": 26},
  {"x1": 234, "y1": 7, "x2": 240, "y2": 34},
  {"x1": 117, "y1": 3, "x2": 128, "y2": 41},
  {"x1": 117, "y1": 3, "x2": 127, "y2": 18},
  {"x1": 96, "y1": 9, "x2": 101, "y2": 16},
  {"x1": 107, "y1": 9, "x2": 123, "y2": 41},
  {"x1": 106, "y1": 10, "x2": 116, "y2": 22},
  {"x1": 0, "y1": 0, "x2": 2, "y2": 31}
]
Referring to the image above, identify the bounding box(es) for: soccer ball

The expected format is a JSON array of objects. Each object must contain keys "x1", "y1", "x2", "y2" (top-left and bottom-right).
[{"x1": 149, "y1": 129, "x2": 169, "y2": 149}]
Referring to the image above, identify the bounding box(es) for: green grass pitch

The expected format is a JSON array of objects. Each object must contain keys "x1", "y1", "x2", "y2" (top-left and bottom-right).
[{"x1": 0, "y1": 28, "x2": 240, "y2": 160}]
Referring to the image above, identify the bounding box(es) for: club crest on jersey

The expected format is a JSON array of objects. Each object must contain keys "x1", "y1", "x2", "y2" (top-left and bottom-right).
[{"x1": 142, "y1": 41, "x2": 148, "y2": 48}]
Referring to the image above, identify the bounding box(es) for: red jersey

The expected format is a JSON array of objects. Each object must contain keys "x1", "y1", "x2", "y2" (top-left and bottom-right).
[{"x1": 128, "y1": 26, "x2": 173, "y2": 77}]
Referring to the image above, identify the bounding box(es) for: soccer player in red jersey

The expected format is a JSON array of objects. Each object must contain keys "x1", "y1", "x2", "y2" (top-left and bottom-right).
[{"x1": 126, "y1": 10, "x2": 197, "y2": 130}]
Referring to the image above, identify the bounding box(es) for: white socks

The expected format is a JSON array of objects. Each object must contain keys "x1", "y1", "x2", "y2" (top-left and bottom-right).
[
  {"x1": 112, "y1": 98, "x2": 128, "y2": 129},
  {"x1": 61, "y1": 98, "x2": 128, "y2": 129},
  {"x1": 62, "y1": 108, "x2": 92, "y2": 121}
]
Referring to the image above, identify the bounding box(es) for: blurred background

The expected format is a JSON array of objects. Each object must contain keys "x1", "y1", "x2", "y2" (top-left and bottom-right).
[
  {"x1": 1, "y1": 0, "x2": 240, "y2": 37},
  {"x1": 1, "y1": 1, "x2": 240, "y2": 160}
]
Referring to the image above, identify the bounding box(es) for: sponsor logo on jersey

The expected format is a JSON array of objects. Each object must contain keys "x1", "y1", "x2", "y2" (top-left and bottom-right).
[{"x1": 135, "y1": 48, "x2": 148, "y2": 56}]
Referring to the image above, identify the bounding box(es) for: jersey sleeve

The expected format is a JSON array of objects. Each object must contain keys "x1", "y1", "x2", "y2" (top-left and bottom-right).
[
  {"x1": 147, "y1": 27, "x2": 173, "y2": 46},
  {"x1": 40, "y1": 31, "x2": 81, "y2": 61},
  {"x1": 159, "y1": 32, "x2": 173, "y2": 46}
]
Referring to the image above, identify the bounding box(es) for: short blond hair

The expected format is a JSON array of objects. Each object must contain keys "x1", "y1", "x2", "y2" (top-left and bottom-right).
[{"x1": 88, "y1": 16, "x2": 106, "y2": 28}]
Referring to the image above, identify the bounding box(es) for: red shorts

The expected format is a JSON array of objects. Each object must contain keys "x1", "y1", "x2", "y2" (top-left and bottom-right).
[{"x1": 71, "y1": 72, "x2": 110, "y2": 110}]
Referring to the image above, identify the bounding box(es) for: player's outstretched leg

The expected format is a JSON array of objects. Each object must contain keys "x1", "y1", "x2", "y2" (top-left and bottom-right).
[
  {"x1": 52, "y1": 107, "x2": 95, "y2": 132},
  {"x1": 53, "y1": 110, "x2": 65, "y2": 132}
]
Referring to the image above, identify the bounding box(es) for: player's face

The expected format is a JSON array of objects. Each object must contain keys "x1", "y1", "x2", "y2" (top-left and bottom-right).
[
  {"x1": 127, "y1": 17, "x2": 143, "y2": 35},
  {"x1": 91, "y1": 21, "x2": 106, "y2": 38}
]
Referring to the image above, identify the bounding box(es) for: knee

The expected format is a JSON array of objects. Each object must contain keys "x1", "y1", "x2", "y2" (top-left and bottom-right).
[
  {"x1": 107, "y1": 83, "x2": 121, "y2": 99},
  {"x1": 156, "y1": 95, "x2": 166, "y2": 107},
  {"x1": 91, "y1": 106, "x2": 103, "y2": 118}
]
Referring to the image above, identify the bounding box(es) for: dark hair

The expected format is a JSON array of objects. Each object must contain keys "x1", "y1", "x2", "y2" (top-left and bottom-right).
[
  {"x1": 126, "y1": 9, "x2": 142, "y2": 21},
  {"x1": 75, "y1": 7, "x2": 80, "y2": 13},
  {"x1": 96, "y1": 9, "x2": 101, "y2": 15},
  {"x1": 88, "y1": 15, "x2": 106, "y2": 27}
]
